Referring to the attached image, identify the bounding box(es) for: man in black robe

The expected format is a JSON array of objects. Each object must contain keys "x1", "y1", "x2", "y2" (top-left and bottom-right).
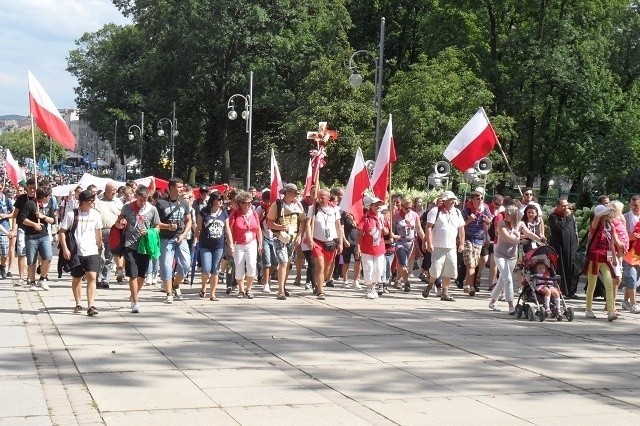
[{"x1": 548, "y1": 198, "x2": 579, "y2": 298}]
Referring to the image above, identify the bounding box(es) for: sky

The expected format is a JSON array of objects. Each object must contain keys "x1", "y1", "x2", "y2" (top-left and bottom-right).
[{"x1": 0, "y1": 0, "x2": 131, "y2": 116}]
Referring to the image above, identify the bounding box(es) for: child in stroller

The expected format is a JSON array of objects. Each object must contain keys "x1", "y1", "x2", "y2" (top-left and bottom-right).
[{"x1": 515, "y1": 246, "x2": 575, "y2": 321}]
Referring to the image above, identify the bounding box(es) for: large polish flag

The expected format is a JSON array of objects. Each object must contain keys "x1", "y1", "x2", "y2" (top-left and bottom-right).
[
  {"x1": 371, "y1": 115, "x2": 396, "y2": 203},
  {"x1": 5, "y1": 149, "x2": 26, "y2": 188},
  {"x1": 28, "y1": 70, "x2": 76, "y2": 150},
  {"x1": 269, "y1": 148, "x2": 283, "y2": 203},
  {"x1": 444, "y1": 107, "x2": 497, "y2": 171},
  {"x1": 339, "y1": 147, "x2": 370, "y2": 224}
]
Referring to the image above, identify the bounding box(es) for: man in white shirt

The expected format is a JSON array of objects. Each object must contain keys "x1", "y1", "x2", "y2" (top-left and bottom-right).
[
  {"x1": 94, "y1": 182, "x2": 123, "y2": 288},
  {"x1": 422, "y1": 191, "x2": 465, "y2": 301},
  {"x1": 59, "y1": 190, "x2": 103, "y2": 316}
]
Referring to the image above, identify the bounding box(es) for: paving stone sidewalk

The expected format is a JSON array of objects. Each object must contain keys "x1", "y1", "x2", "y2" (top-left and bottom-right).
[{"x1": 2, "y1": 266, "x2": 640, "y2": 425}]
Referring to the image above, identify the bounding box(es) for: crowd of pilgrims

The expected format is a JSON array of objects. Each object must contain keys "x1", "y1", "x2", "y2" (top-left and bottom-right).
[{"x1": 1, "y1": 176, "x2": 637, "y2": 321}]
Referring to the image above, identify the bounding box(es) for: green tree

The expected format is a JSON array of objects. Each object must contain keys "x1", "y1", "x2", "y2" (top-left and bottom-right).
[{"x1": 0, "y1": 130, "x2": 66, "y2": 167}]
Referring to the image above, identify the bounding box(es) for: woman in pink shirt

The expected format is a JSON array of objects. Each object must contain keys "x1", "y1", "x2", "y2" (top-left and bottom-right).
[
  {"x1": 228, "y1": 191, "x2": 262, "y2": 298},
  {"x1": 357, "y1": 195, "x2": 388, "y2": 299}
]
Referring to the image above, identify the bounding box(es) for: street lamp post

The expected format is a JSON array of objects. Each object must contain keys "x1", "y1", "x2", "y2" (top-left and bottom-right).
[
  {"x1": 348, "y1": 17, "x2": 385, "y2": 156},
  {"x1": 157, "y1": 103, "x2": 178, "y2": 178},
  {"x1": 227, "y1": 71, "x2": 253, "y2": 189},
  {"x1": 128, "y1": 112, "x2": 145, "y2": 177}
]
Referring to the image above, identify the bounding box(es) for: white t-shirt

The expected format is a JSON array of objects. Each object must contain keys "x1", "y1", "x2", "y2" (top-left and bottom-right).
[
  {"x1": 308, "y1": 204, "x2": 340, "y2": 242},
  {"x1": 426, "y1": 206, "x2": 465, "y2": 249},
  {"x1": 60, "y1": 209, "x2": 103, "y2": 256}
]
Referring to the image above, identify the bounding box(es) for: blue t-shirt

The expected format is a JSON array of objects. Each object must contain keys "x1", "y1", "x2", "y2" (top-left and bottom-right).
[
  {"x1": 462, "y1": 204, "x2": 491, "y2": 245},
  {"x1": 0, "y1": 194, "x2": 14, "y2": 231},
  {"x1": 199, "y1": 208, "x2": 228, "y2": 250}
]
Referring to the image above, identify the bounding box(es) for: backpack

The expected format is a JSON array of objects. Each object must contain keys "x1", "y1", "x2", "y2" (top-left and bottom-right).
[
  {"x1": 108, "y1": 224, "x2": 125, "y2": 255},
  {"x1": 60, "y1": 209, "x2": 80, "y2": 273}
]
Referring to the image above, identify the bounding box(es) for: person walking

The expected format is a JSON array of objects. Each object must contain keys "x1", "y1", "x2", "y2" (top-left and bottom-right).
[
  {"x1": 59, "y1": 190, "x2": 103, "y2": 316},
  {"x1": 548, "y1": 198, "x2": 579, "y2": 298},
  {"x1": 461, "y1": 190, "x2": 492, "y2": 296},
  {"x1": 229, "y1": 191, "x2": 262, "y2": 298},
  {"x1": 119, "y1": 185, "x2": 160, "y2": 313},
  {"x1": 94, "y1": 181, "x2": 123, "y2": 289},
  {"x1": 0, "y1": 182, "x2": 14, "y2": 279},
  {"x1": 156, "y1": 178, "x2": 192, "y2": 304},
  {"x1": 357, "y1": 195, "x2": 387, "y2": 299}
]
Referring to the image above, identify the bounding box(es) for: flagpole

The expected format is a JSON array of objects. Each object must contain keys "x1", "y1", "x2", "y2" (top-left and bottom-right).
[
  {"x1": 387, "y1": 113, "x2": 393, "y2": 207},
  {"x1": 479, "y1": 107, "x2": 522, "y2": 197},
  {"x1": 29, "y1": 114, "x2": 38, "y2": 190}
]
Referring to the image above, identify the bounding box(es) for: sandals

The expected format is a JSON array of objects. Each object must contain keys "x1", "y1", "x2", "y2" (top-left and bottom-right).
[
  {"x1": 246, "y1": 291, "x2": 255, "y2": 299},
  {"x1": 199, "y1": 289, "x2": 206, "y2": 298},
  {"x1": 73, "y1": 305, "x2": 82, "y2": 313},
  {"x1": 209, "y1": 296, "x2": 219, "y2": 301},
  {"x1": 317, "y1": 293, "x2": 326, "y2": 300},
  {"x1": 87, "y1": 306, "x2": 98, "y2": 316},
  {"x1": 237, "y1": 292, "x2": 245, "y2": 299}
]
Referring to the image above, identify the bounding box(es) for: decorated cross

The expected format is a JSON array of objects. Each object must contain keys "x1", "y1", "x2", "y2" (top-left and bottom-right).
[{"x1": 307, "y1": 122, "x2": 339, "y2": 199}]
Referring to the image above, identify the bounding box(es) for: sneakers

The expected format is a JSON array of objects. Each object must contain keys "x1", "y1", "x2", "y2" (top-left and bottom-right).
[
  {"x1": 440, "y1": 292, "x2": 455, "y2": 302},
  {"x1": 316, "y1": 293, "x2": 326, "y2": 300},
  {"x1": 304, "y1": 283, "x2": 311, "y2": 291},
  {"x1": 353, "y1": 280, "x2": 362, "y2": 290},
  {"x1": 366, "y1": 289, "x2": 378, "y2": 299},
  {"x1": 630, "y1": 304, "x2": 640, "y2": 314},
  {"x1": 463, "y1": 285, "x2": 470, "y2": 294},
  {"x1": 38, "y1": 277, "x2": 50, "y2": 291},
  {"x1": 344, "y1": 281, "x2": 352, "y2": 288},
  {"x1": 276, "y1": 292, "x2": 287, "y2": 300},
  {"x1": 29, "y1": 280, "x2": 37, "y2": 291},
  {"x1": 621, "y1": 300, "x2": 632, "y2": 311},
  {"x1": 325, "y1": 280, "x2": 335, "y2": 287},
  {"x1": 164, "y1": 294, "x2": 174, "y2": 304},
  {"x1": 0, "y1": 265, "x2": 6, "y2": 279},
  {"x1": 131, "y1": 303, "x2": 140, "y2": 313},
  {"x1": 508, "y1": 307, "x2": 516, "y2": 315},
  {"x1": 488, "y1": 302, "x2": 500, "y2": 311},
  {"x1": 87, "y1": 306, "x2": 98, "y2": 316},
  {"x1": 403, "y1": 283, "x2": 411, "y2": 293},
  {"x1": 73, "y1": 304, "x2": 83, "y2": 313},
  {"x1": 469, "y1": 287, "x2": 476, "y2": 297},
  {"x1": 263, "y1": 283, "x2": 271, "y2": 293},
  {"x1": 97, "y1": 281, "x2": 110, "y2": 289},
  {"x1": 145, "y1": 275, "x2": 153, "y2": 285},
  {"x1": 435, "y1": 287, "x2": 442, "y2": 298},
  {"x1": 172, "y1": 287, "x2": 182, "y2": 300},
  {"x1": 585, "y1": 310, "x2": 597, "y2": 319},
  {"x1": 608, "y1": 311, "x2": 618, "y2": 322},
  {"x1": 116, "y1": 270, "x2": 125, "y2": 282}
]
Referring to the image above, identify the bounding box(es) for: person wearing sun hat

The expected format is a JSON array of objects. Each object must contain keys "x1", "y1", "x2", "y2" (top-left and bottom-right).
[
  {"x1": 422, "y1": 190, "x2": 465, "y2": 301},
  {"x1": 357, "y1": 193, "x2": 387, "y2": 299}
]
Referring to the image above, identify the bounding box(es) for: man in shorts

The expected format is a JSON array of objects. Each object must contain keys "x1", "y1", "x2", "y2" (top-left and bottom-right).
[
  {"x1": 422, "y1": 191, "x2": 465, "y2": 301},
  {"x1": 17, "y1": 185, "x2": 55, "y2": 291},
  {"x1": 461, "y1": 190, "x2": 492, "y2": 296},
  {"x1": 393, "y1": 197, "x2": 425, "y2": 292},
  {"x1": 267, "y1": 183, "x2": 306, "y2": 300},
  {"x1": 11, "y1": 179, "x2": 37, "y2": 285},
  {"x1": 59, "y1": 190, "x2": 103, "y2": 316},
  {"x1": 622, "y1": 195, "x2": 640, "y2": 313}
]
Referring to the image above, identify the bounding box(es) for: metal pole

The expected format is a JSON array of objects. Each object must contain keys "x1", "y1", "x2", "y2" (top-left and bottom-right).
[
  {"x1": 247, "y1": 71, "x2": 253, "y2": 189},
  {"x1": 140, "y1": 112, "x2": 144, "y2": 176},
  {"x1": 114, "y1": 120, "x2": 117, "y2": 166},
  {"x1": 374, "y1": 17, "x2": 385, "y2": 156},
  {"x1": 171, "y1": 102, "x2": 176, "y2": 178},
  {"x1": 49, "y1": 138, "x2": 52, "y2": 175}
]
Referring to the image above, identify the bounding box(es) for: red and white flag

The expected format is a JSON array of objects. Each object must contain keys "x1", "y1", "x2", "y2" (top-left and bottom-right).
[
  {"x1": 28, "y1": 70, "x2": 76, "y2": 150},
  {"x1": 371, "y1": 115, "x2": 396, "y2": 203},
  {"x1": 339, "y1": 148, "x2": 370, "y2": 224},
  {"x1": 444, "y1": 107, "x2": 497, "y2": 171},
  {"x1": 269, "y1": 148, "x2": 283, "y2": 203},
  {"x1": 303, "y1": 158, "x2": 314, "y2": 197},
  {"x1": 5, "y1": 149, "x2": 26, "y2": 188}
]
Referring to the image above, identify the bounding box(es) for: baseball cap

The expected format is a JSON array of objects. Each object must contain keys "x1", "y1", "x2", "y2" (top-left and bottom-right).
[
  {"x1": 363, "y1": 194, "x2": 383, "y2": 208},
  {"x1": 199, "y1": 185, "x2": 209, "y2": 192},
  {"x1": 78, "y1": 190, "x2": 95, "y2": 203},
  {"x1": 279, "y1": 183, "x2": 298, "y2": 194},
  {"x1": 441, "y1": 191, "x2": 458, "y2": 201}
]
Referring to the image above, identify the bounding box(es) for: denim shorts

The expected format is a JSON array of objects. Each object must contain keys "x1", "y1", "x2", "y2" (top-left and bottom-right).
[
  {"x1": 622, "y1": 261, "x2": 640, "y2": 290},
  {"x1": 200, "y1": 247, "x2": 224, "y2": 275},
  {"x1": 262, "y1": 237, "x2": 277, "y2": 267},
  {"x1": 396, "y1": 240, "x2": 414, "y2": 267},
  {"x1": 25, "y1": 234, "x2": 52, "y2": 266},
  {"x1": 273, "y1": 239, "x2": 293, "y2": 265}
]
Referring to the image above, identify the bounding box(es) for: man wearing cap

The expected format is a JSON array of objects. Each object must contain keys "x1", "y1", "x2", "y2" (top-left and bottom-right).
[
  {"x1": 357, "y1": 194, "x2": 387, "y2": 299},
  {"x1": 192, "y1": 185, "x2": 210, "y2": 217},
  {"x1": 461, "y1": 190, "x2": 492, "y2": 296},
  {"x1": 267, "y1": 183, "x2": 306, "y2": 300},
  {"x1": 94, "y1": 181, "x2": 123, "y2": 288},
  {"x1": 59, "y1": 190, "x2": 103, "y2": 316},
  {"x1": 393, "y1": 197, "x2": 425, "y2": 292},
  {"x1": 423, "y1": 190, "x2": 465, "y2": 301}
]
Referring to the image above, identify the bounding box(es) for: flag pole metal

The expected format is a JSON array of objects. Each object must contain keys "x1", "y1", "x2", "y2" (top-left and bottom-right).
[
  {"x1": 479, "y1": 107, "x2": 522, "y2": 197},
  {"x1": 29, "y1": 115, "x2": 38, "y2": 190}
]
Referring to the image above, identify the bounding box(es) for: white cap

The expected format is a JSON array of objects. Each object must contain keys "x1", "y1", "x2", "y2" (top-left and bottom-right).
[
  {"x1": 441, "y1": 191, "x2": 458, "y2": 201},
  {"x1": 363, "y1": 194, "x2": 383, "y2": 208}
]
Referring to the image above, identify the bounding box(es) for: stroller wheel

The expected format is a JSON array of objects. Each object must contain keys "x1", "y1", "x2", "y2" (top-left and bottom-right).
[
  {"x1": 515, "y1": 304, "x2": 523, "y2": 319},
  {"x1": 566, "y1": 307, "x2": 575, "y2": 322},
  {"x1": 538, "y1": 308, "x2": 545, "y2": 322},
  {"x1": 527, "y1": 306, "x2": 535, "y2": 321}
]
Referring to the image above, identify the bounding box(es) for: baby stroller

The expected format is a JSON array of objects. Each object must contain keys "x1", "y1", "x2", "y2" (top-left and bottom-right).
[{"x1": 514, "y1": 246, "x2": 575, "y2": 322}]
